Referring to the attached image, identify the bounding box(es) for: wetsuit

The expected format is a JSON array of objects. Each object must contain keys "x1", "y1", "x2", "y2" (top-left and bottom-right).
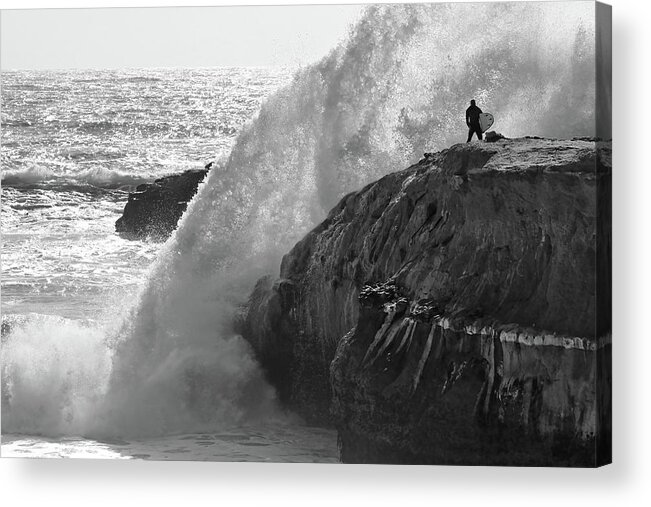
[{"x1": 466, "y1": 104, "x2": 483, "y2": 142}]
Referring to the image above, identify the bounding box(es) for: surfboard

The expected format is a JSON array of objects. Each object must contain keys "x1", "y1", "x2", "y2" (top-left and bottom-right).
[{"x1": 479, "y1": 113, "x2": 494, "y2": 133}]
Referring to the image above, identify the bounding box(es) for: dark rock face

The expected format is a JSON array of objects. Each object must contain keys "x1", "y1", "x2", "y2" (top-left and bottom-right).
[
  {"x1": 242, "y1": 138, "x2": 611, "y2": 465},
  {"x1": 331, "y1": 282, "x2": 607, "y2": 465},
  {"x1": 115, "y1": 168, "x2": 209, "y2": 240}
]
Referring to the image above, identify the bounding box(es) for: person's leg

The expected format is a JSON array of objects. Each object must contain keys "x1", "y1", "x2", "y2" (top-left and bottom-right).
[{"x1": 467, "y1": 127, "x2": 473, "y2": 142}]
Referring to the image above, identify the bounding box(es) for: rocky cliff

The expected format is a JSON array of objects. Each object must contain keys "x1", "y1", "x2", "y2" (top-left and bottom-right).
[
  {"x1": 115, "y1": 168, "x2": 209, "y2": 240},
  {"x1": 242, "y1": 137, "x2": 611, "y2": 466}
]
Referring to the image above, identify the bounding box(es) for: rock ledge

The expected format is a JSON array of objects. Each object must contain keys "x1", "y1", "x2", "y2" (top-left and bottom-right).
[
  {"x1": 241, "y1": 138, "x2": 611, "y2": 465},
  {"x1": 115, "y1": 168, "x2": 209, "y2": 240}
]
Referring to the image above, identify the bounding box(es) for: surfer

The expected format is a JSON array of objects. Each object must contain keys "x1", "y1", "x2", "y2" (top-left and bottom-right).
[{"x1": 466, "y1": 99, "x2": 483, "y2": 142}]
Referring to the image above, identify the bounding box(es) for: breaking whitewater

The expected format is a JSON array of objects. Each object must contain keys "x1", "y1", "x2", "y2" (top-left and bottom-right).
[{"x1": 2, "y1": 3, "x2": 596, "y2": 461}]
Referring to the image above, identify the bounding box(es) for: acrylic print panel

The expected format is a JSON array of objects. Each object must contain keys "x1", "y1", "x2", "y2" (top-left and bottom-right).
[{"x1": 0, "y1": 1, "x2": 611, "y2": 466}]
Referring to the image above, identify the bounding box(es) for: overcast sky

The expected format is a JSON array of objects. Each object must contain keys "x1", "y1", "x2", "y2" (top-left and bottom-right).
[{"x1": 0, "y1": 4, "x2": 365, "y2": 69}]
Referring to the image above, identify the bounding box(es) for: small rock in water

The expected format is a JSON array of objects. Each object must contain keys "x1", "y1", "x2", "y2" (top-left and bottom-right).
[{"x1": 115, "y1": 168, "x2": 209, "y2": 241}]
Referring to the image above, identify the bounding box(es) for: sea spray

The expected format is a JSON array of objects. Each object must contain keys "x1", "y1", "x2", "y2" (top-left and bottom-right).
[
  {"x1": 2, "y1": 2, "x2": 598, "y2": 438},
  {"x1": 1, "y1": 315, "x2": 112, "y2": 436}
]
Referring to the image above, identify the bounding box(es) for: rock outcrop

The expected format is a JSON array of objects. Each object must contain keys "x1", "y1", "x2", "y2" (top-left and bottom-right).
[
  {"x1": 115, "y1": 168, "x2": 209, "y2": 240},
  {"x1": 242, "y1": 138, "x2": 611, "y2": 466}
]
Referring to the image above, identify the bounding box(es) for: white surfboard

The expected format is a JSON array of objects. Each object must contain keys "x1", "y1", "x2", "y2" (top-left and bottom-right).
[{"x1": 479, "y1": 113, "x2": 494, "y2": 133}]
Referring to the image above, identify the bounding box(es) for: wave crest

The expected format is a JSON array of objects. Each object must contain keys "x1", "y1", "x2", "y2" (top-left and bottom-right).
[{"x1": 2, "y1": 165, "x2": 151, "y2": 190}]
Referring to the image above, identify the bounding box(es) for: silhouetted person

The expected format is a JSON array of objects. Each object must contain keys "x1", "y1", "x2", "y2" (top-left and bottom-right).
[{"x1": 466, "y1": 99, "x2": 483, "y2": 142}]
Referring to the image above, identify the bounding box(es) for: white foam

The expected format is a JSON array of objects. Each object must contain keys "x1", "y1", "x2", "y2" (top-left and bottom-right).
[{"x1": 1, "y1": 314, "x2": 112, "y2": 436}]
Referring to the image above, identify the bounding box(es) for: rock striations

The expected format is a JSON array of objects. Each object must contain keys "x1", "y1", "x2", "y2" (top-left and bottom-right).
[
  {"x1": 115, "y1": 168, "x2": 209, "y2": 240},
  {"x1": 241, "y1": 138, "x2": 611, "y2": 466}
]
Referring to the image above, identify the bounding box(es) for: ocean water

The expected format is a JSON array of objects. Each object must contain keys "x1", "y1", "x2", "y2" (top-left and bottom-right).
[
  {"x1": 1, "y1": 67, "x2": 290, "y2": 320},
  {"x1": 1, "y1": 67, "x2": 338, "y2": 461}
]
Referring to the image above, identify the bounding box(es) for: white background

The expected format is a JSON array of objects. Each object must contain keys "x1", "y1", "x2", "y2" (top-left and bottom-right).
[{"x1": 1, "y1": 0, "x2": 648, "y2": 505}]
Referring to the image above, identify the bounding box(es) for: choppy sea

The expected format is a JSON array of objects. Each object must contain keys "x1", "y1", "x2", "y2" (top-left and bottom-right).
[
  {"x1": 1, "y1": 67, "x2": 292, "y2": 319},
  {"x1": 1, "y1": 67, "x2": 338, "y2": 461}
]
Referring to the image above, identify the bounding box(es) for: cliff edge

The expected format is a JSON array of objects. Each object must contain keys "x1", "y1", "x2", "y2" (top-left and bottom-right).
[{"x1": 242, "y1": 137, "x2": 611, "y2": 466}]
